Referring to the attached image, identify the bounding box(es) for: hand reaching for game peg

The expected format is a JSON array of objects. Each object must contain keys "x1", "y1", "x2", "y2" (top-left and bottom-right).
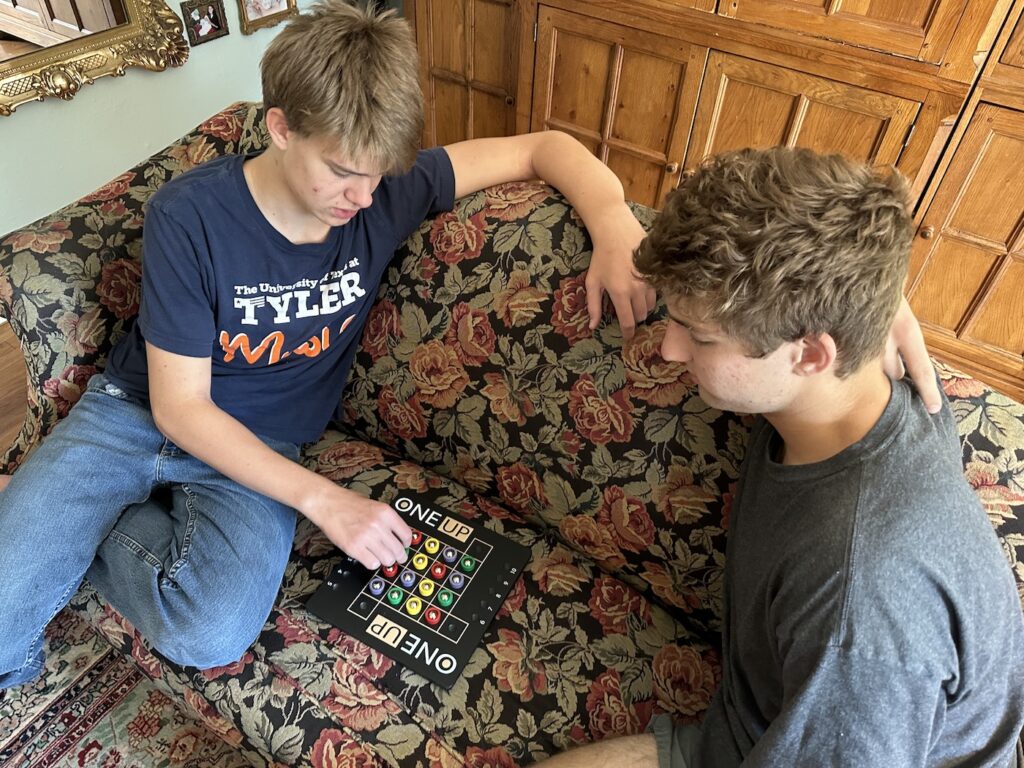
[{"x1": 298, "y1": 480, "x2": 413, "y2": 569}]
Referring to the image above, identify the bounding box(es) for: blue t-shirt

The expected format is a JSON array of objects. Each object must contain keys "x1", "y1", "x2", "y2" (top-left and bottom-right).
[{"x1": 105, "y1": 149, "x2": 455, "y2": 444}]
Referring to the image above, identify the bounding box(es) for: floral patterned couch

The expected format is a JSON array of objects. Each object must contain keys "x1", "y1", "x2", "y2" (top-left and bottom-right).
[{"x1": 2, "y1": 102, "x2": 1022, "y2": 768}]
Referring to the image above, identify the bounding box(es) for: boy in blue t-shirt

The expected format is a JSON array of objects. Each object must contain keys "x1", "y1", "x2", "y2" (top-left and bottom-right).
[
  {"x1": 0, "y1": 0, "x2": 656, "y2": 687},
  {"x1": 0, "y1": 4, "x2": 938, "y2": 687}
]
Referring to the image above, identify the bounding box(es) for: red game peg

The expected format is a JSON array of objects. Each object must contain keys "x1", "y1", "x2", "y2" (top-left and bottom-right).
[
  {"x1": 425, "y1": 607, "x2": 442, "y2": 626},
  {"x1": 430, "y1": 563, "x2": 447, "y2": 580},
  {"x1": 382, "y1": 563, "x2": 399, "y2": 578}
]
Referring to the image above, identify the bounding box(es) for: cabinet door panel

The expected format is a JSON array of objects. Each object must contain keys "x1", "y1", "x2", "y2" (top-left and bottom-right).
[
  {"x1": 908, "y1": 103, "x2": 1024, "y2": 399},
  {"x1": 685, "y1": 52, "x2": 920, "y2": 173},
  {"x1": 992, "y1": 11, "x2": 1024, "y2": 91},
  {"x1": 722, "y1": 0, "x2": 968, "y2": 63},
  {"x1": 533, "y1": 7, "x2": 707, "y2": 208},
  {"x1": 417, "y1": 0, "x2": 519, "y2": 146},
  {"x1": 1002, "y1": 13, "x2": 1024, "y2": 69},
  {"x1": 546, "y1": 30, "x2": 612, "y2": 133},
  {"x1": 433, "y1": 79, "x2": 471, "y2": 147}
]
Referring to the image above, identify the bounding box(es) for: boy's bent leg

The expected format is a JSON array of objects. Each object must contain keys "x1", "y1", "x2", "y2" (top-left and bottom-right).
[
  {"x1": 86, "y1": 437, "x2": 300, "y2": 669},
  {"x1": 0, "y1": 376, "x2": 163, "y2": 688}
]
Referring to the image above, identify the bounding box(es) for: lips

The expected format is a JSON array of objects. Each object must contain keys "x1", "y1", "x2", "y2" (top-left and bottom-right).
[{"x1": 331, "y1": 207, "x2": 357, "y2": 220}]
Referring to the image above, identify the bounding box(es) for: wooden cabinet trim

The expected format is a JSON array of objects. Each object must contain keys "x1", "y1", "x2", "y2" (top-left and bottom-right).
[
  {"x1": 983, "y1": 1, "x2": 1024, "y2": 93},
  {"x1": 532, "y1": 5, "x2": 708, "y2": 207},
  {"x1": 541, "y1": 0, "x2": 977, "y2": 94},
  {"x1": 683, "y1": 50, "x2": 921, "y2": 173},
  {"x1": 720, "y1": 0, "x2": 968, "y2": 65}
]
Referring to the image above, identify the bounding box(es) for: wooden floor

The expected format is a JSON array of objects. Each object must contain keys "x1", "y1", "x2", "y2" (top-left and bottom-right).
[{"x1": 1, "y1": 321, "x2": 28, "y2": 453}]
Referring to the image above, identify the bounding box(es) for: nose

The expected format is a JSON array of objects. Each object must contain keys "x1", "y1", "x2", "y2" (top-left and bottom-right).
[
  {"x1": 661, "y1": 322, "x2": 692, "y2": 364},
  {"x1": 345, "y1": 177, "x2": 376, "y2": 209}
]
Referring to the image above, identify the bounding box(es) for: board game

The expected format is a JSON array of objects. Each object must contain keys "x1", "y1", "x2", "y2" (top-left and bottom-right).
[{"x1": 306, "y1": 490, "x2": 531, "y2": 689}]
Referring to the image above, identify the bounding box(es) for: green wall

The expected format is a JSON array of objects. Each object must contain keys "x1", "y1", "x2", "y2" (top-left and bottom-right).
[{"x1": 0, "y1": 0, "x2": 316, "y2": 235}]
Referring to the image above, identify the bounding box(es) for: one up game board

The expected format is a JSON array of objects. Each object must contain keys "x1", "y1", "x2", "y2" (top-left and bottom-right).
[{"x1": 306, "y1": 490, "x2": 530, "y2": 689}]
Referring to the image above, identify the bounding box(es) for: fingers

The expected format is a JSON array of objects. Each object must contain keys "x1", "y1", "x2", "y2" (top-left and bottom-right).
[
  {"x1": 902, "y1": 340, "x2": 941, "y2": 415},
  {"x1": 892, "y1": 296, "x2": 941, "y2": 414},
  {"x1": 881, "y1": 336, "x2": 905, "y2": 380},
  {"x1": 340, "y1": 503, "x2": 412, "y2": 570},
  {"x1": 611, "y1": 290, "x2": 638, "y2": 339},
  {"x1": 586, "y1": 269, "x2": 656, "y2": 339},
  {"x1": 585, "y1": 272, "x2": 604, "y2": 331}
]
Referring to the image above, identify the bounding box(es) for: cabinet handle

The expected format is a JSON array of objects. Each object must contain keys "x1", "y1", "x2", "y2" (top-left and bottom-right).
[
  {"x1": 505, "y1": 96, "x2": 514, "y2": 106},
  {"x1": 665, "y1": 162, "x2": 680, "y2": 174},
  {"x1": 919, "y1": 226, "x2": 936, "y2": 240}
]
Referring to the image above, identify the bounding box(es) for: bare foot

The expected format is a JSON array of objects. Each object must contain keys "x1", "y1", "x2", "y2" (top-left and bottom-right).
[{"x1": 0, "y1": 474, "x2": 10, "y2": 492}]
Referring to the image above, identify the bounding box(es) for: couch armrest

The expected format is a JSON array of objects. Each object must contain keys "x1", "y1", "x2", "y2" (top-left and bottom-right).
[{"x1": 0, "y1": 101, "x2": 269, "y2": 471}]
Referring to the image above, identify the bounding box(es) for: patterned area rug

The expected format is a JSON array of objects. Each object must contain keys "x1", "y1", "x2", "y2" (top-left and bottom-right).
[{"x1": 0, "y1": 609, "x2": 249, "y2": 767}]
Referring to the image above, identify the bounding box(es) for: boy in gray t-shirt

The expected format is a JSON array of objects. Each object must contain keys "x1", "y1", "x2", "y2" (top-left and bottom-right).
[{"x1": 534, "y1": 147, "x2": 1024, "y2": 767}]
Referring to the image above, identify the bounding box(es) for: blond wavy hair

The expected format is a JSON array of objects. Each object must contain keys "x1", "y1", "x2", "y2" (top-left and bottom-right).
[
  {"x1": 260, "y1": 0, "x2": 422, "y2": 175},
  {"x1": 635, "y1": 147, "x2": 913, "y2": 377}
]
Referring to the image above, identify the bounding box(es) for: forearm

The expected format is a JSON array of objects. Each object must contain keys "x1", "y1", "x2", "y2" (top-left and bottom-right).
[
  {"x1": 151, "y1": 397, "x2": 335, "y2": 526},
  {"x1": 528, "y1": 131, "x2": 631, "y2": 241}
]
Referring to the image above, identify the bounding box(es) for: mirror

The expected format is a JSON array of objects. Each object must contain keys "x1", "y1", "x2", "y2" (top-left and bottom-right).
[{"x1": 0, "y1": 0, "x2": 188, "y2": 115}]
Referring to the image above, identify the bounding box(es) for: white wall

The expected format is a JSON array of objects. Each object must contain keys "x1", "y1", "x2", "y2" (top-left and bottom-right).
[{"x1": 0, "y1": 0, "x2": 316, "y2": 235}]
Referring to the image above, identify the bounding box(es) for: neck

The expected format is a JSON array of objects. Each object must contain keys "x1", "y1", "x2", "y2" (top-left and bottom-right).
[
  {"x1": 766, "y1": 364, "x2": 892, "y2": 465},
  {"x1": 243, "y1": 148, "x2": 330, "y2": 245}
]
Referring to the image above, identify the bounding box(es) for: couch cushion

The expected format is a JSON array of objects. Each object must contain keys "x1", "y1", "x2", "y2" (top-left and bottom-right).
[
  {"x1": 0, "y1": 101, "x2": 269, "y2": 472},
  {"x1": 940, "y1": 363, "x2": 1024, "y2": 605},
  {"x1": 72, "y1": 438, "x2": 720, "y2": 767},
  {"x1": 337, "y1": 183, "x2": 743, "y2": 638}
]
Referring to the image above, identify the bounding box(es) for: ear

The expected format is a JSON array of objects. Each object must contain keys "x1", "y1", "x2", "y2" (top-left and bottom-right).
[
  {"x1": 792, "y1": 333, "x2": 837, "y2": 377},
  {"x1": 265, "y1": 107, "x2": 292, "y2": 151}
]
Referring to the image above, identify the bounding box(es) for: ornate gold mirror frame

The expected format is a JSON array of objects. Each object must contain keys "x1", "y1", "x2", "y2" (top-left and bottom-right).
[{"x1": 0, "y1": 0, "x2": 188, "y2": 116}]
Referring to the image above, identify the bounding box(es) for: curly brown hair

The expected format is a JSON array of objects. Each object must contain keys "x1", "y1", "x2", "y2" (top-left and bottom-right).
[
  {"x1": 634, "y1": 147, "x2": 913, "y2": 377},
  {"x1": 260, "y1": 0, "x2": 422, "y2": 175}
]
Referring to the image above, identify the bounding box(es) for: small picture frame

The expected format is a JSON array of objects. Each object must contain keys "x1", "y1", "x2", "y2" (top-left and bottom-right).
[
  {"x1": 236, "y1": 0, "x2": 296, "y2": 35},
  {"x1": 180, "y1": 0, "x2": 230, "y2": 45}
]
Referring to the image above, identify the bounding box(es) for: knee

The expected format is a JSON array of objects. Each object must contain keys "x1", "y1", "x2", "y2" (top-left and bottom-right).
[{"x1": 148, "y1": 611, "x2": 264, "y2": 670}]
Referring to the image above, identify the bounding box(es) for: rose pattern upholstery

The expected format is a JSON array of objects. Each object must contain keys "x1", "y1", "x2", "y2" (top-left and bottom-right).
[{"x1": 2, "y1": 102, "x2": 1022, "y2": 766}]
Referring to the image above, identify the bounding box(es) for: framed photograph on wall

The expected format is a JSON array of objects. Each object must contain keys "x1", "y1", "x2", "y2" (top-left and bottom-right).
[
  {"x1": 180, "y1": 0, "x2": 229, "y2": 45},
  {"x1": 237, "y1": 0, "x2": 296, "y2": 34}
]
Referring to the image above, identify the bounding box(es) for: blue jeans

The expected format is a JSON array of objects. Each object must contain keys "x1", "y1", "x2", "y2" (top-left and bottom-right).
[{"x1": 0, "y1": 374, "x2": 300, "y2": 689}]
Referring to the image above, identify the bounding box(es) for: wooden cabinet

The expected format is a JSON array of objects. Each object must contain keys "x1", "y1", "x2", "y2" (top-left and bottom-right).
[
  {"x1": 412, "y1": 0, "x2": 526, "y2": 146},
  {"x1": 415, "y1": 0, "x2": 1022, "y2": 396},
  {"x1": 720, "y1": 0, "x2": 970, "y2": 63},
  {"x1": 685, "y1": 51, "x2": 919, "y2": 171},
  {"x1": 531, "y1": 7, "x2": 706, "y2": 208},
  {"x1": 908, "y1": 103, "x2": 1024, "y2": 400}
]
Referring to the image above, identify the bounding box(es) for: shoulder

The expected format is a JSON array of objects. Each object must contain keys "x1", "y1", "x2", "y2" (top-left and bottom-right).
[
  {"x1": 375, "y1": 148, "x2": 454, "y2": 202},
  {"x1": 149, "y1": 154, "x2": 242, "y2": 219}
]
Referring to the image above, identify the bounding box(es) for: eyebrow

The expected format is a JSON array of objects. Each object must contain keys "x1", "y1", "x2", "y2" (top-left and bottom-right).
[
  {"x1": 666, "y1": 310, "x2": 713, "y2": 335},
  {"x1": 324, "y1": 159, "x2": 376, "y2": 177}
]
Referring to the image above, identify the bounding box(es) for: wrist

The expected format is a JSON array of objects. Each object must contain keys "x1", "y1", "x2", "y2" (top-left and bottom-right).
[{"x1": 292, "y1": 473, "x2": 342, "y2": 524}]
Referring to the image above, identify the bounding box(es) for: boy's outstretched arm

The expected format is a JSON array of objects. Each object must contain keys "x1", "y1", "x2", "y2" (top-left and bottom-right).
[
  {"x1": 444, "y1": 132, "x2": 656, "y2": 339},
  {"x1": 146, "y1": 343, "x2": 412, "y2": 569}
]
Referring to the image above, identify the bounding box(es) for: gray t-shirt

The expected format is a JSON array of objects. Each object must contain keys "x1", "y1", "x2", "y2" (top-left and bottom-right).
[{"x1": 695, "y1": 378, "x2": 1024, "y2": 767}]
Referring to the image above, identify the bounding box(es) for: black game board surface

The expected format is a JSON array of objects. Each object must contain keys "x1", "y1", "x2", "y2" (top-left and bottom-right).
[{"x1": 306, "y1": 490, "x2": 531, "y2": 688}]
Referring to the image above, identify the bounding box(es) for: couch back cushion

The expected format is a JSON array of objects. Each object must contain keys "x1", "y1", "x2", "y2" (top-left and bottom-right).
[
  {"x1": 0, "y1": 102, "x2": 269, "y2": 471},
  {"x1": 338, "y1": 183, "x2": 741, "y2": 634},
  {"x1": 338, "y1": 184, "x2": 1024, "y2": 632}
]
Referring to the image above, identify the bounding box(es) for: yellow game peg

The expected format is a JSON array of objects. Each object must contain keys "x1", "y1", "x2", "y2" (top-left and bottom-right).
[
  {"x1": 424, "y1": 537, "x2": 441, "y2": 554},
  {"x1": 417, "y1": 579, "x2": 436, "y2": 597},
  {"x1": 405, "y1": 596, "x2": 423, "y2": 616},
  {"x1": 412, "y1": 553, "x2": 429, "y2": 571}
]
